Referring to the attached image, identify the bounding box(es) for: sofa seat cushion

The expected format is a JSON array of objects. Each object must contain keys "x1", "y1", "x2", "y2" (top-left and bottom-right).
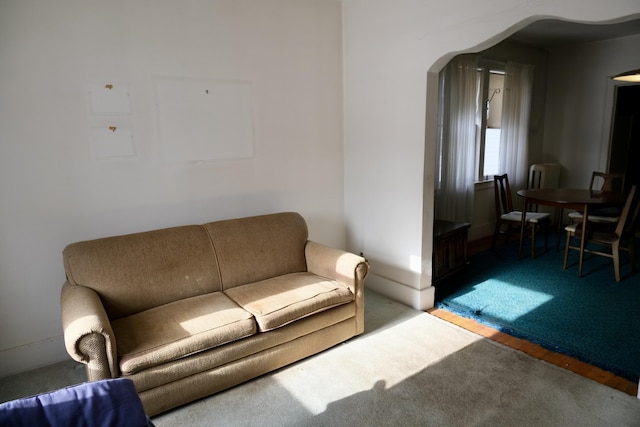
[
  {"x1": 112, "y1": 292, "x2": 256, "y2": 375},
  {"x1": 224, "y1": 272, "x2": 353, "y2": 332}
]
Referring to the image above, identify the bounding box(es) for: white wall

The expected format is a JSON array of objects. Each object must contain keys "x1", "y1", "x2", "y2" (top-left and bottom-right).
[
  {"x1": 543, "y1": 34, "x2": 640, "y2": 187},
  {"x1": 0, "y1": 0, "x2": 344, "y2": 376},
  {"x1": 343, "y1": 1, "x2": 640, "y2": 310}
]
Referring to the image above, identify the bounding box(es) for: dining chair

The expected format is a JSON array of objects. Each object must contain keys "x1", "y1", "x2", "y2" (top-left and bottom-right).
[
  {"x1": 567, "y1": 171, "x2": 626, "y2": 225},
  {"x1": 491, "y1": 174, "x2": 551, "y2": 258},
  {"x1": 563, "y1": 185, "x2": 639, "y2": 282}
]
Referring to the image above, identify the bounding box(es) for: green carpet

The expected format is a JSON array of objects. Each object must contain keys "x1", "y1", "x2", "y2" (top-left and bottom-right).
[{"x1": 437, "y1": 238, "x2": 640, "y2": 382}]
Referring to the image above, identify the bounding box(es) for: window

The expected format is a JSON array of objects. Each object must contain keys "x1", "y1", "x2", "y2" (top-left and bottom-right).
[{"x1": 477, "y1": 69, "x2": 504, "y2": 181}]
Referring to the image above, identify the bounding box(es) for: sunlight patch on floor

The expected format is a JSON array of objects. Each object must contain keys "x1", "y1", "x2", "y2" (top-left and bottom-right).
[
  {"x1": 270, "y1": 301, "x2": 485, "y2": 415},
  {"x1": 450, "y1": 279, "x2": 554, "y2": 322}
]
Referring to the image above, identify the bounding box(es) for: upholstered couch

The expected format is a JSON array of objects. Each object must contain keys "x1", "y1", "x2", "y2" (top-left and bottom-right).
[{"x1": 61, "y1": 212, "x2": 368, "y2": 416}]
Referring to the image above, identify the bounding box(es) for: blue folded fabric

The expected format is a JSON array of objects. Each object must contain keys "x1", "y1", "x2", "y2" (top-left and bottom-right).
[{"x1": 0, "y1": 378, "x2": 152, "y2": 427}]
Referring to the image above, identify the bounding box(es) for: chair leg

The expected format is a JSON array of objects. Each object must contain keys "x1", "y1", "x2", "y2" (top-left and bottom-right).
[
  {"x1": 563, "y1": 230, "x2": 571, "y2": 269},
  {"x1": 613, "y1": 241, "x2": 621, "y2": 282},
  {"x1": 531, "y1": 224, "x2": 536, "y2": 259}
]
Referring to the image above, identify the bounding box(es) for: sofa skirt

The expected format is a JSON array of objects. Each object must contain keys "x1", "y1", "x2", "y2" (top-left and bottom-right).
[{"x1": 139, "y1": 316, "x2": 358, "y2": 416}]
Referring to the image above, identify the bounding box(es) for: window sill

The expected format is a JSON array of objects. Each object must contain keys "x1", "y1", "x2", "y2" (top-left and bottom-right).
[{"x1": 474, "y1": 180, "x2": 494, "y2": 190}]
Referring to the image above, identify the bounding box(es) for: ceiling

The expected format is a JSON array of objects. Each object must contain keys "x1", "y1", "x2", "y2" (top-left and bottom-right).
[{"x1": 509, "y1": 18, "x2": 640, "y2": 49}]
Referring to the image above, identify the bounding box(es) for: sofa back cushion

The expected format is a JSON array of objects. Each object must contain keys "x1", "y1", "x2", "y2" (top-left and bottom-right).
[
  {"x1": 203, "y1": 212, "x2": 308, "y2": 290},
  {"x1": 63, "y1": 225, "x2": 222, "y2": 319}
]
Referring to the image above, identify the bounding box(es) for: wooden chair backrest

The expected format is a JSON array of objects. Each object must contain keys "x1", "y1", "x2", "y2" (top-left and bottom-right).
[
  {"x1": 590, "y1": 171, "x2": 625, "y2": 193},
  {"x1": 493, "y1": 174, "x2": 513, "y2": 219},
  {"x1": 614, "y1": 185, "x2": 638, "y2": 239}
]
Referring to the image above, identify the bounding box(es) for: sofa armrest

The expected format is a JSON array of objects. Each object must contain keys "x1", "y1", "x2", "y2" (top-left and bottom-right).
[
  {"x1": 60, "y1": 282, "x2": 118, "y2": 380},
  {"x1": 305, "y1": 241, "x2": 368, "y2": 292},
  {"x1": 305, "y1": 241, "x2": 369, "y2": 333}
]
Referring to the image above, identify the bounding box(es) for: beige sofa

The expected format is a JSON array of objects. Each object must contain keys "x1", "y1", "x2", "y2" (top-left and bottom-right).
[{"x1": 60, "y1": 212, "x2": 368, "y2": 416}]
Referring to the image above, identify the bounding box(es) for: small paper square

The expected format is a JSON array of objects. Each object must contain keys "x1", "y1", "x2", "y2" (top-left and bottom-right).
[{"x1": 91, "y1": 127, "x2": 135, "y2": 159}]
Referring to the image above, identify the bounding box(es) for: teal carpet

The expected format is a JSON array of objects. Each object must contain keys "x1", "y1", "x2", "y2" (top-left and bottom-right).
[{"x1": 437, "y1": 238, "x2": 640, "y2": 382}]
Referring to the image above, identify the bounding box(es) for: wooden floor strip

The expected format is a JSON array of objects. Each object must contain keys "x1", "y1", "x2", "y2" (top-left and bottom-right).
[{"x1": 427, "y1": 307, "x2": 638, "y2": 397}]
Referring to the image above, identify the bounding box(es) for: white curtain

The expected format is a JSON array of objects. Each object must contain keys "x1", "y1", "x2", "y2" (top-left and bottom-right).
[
  {"x1": 435, "y1": 55, "x2": 479, "y2": 222},
  {"x1": 499, "y1": 61, "x2": 534, "y2": 193}
]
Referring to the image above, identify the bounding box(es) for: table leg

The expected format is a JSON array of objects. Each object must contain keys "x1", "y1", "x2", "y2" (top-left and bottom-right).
[
  {"x1": 555, "y1": 208, "x2": 564, "y2": 251},
  {"x1": 578, "y1": 205, "x2": 588, "y2": 277},
  {"x1": 519, "y1": 202, "x2": 527, "y2": 259}
]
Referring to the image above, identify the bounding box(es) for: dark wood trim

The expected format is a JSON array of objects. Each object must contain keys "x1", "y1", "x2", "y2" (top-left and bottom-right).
[{"x1": 427, "y1": 308, "x2": 638, "y2": 397}]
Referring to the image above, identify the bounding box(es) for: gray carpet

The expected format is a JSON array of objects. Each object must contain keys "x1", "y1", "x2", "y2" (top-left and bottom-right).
[{"x1": 2, "y1": 292, "x2": 640, "y2": 426}]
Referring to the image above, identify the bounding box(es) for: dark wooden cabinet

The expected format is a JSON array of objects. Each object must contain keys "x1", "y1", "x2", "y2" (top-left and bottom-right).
[{"x1": 433, "y1": 220, "x2": 470, "y2": 283}]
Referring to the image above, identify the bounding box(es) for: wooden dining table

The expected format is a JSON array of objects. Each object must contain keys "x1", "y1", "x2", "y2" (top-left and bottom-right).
[{"x1": 516, "y1": 188, "x2": 627, "y2": 276}]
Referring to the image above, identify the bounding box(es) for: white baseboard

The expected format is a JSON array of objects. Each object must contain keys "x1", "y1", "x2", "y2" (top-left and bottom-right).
[
  {"x1": 0, "y1": 336, "x2": 69, "y2": 378},
  {"x1": 365, "y1": 273, "x2": 435, "y2": 311}
]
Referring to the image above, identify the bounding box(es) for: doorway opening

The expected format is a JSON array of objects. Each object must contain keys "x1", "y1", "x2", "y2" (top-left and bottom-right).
[{"x1": 608, "y1": 83, "x2": 640, "y2": 193}]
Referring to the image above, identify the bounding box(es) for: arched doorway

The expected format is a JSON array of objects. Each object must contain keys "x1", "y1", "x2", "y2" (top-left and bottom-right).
[{"x1": 429, "y1": 16, "x2": 640, "y2": 296}]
